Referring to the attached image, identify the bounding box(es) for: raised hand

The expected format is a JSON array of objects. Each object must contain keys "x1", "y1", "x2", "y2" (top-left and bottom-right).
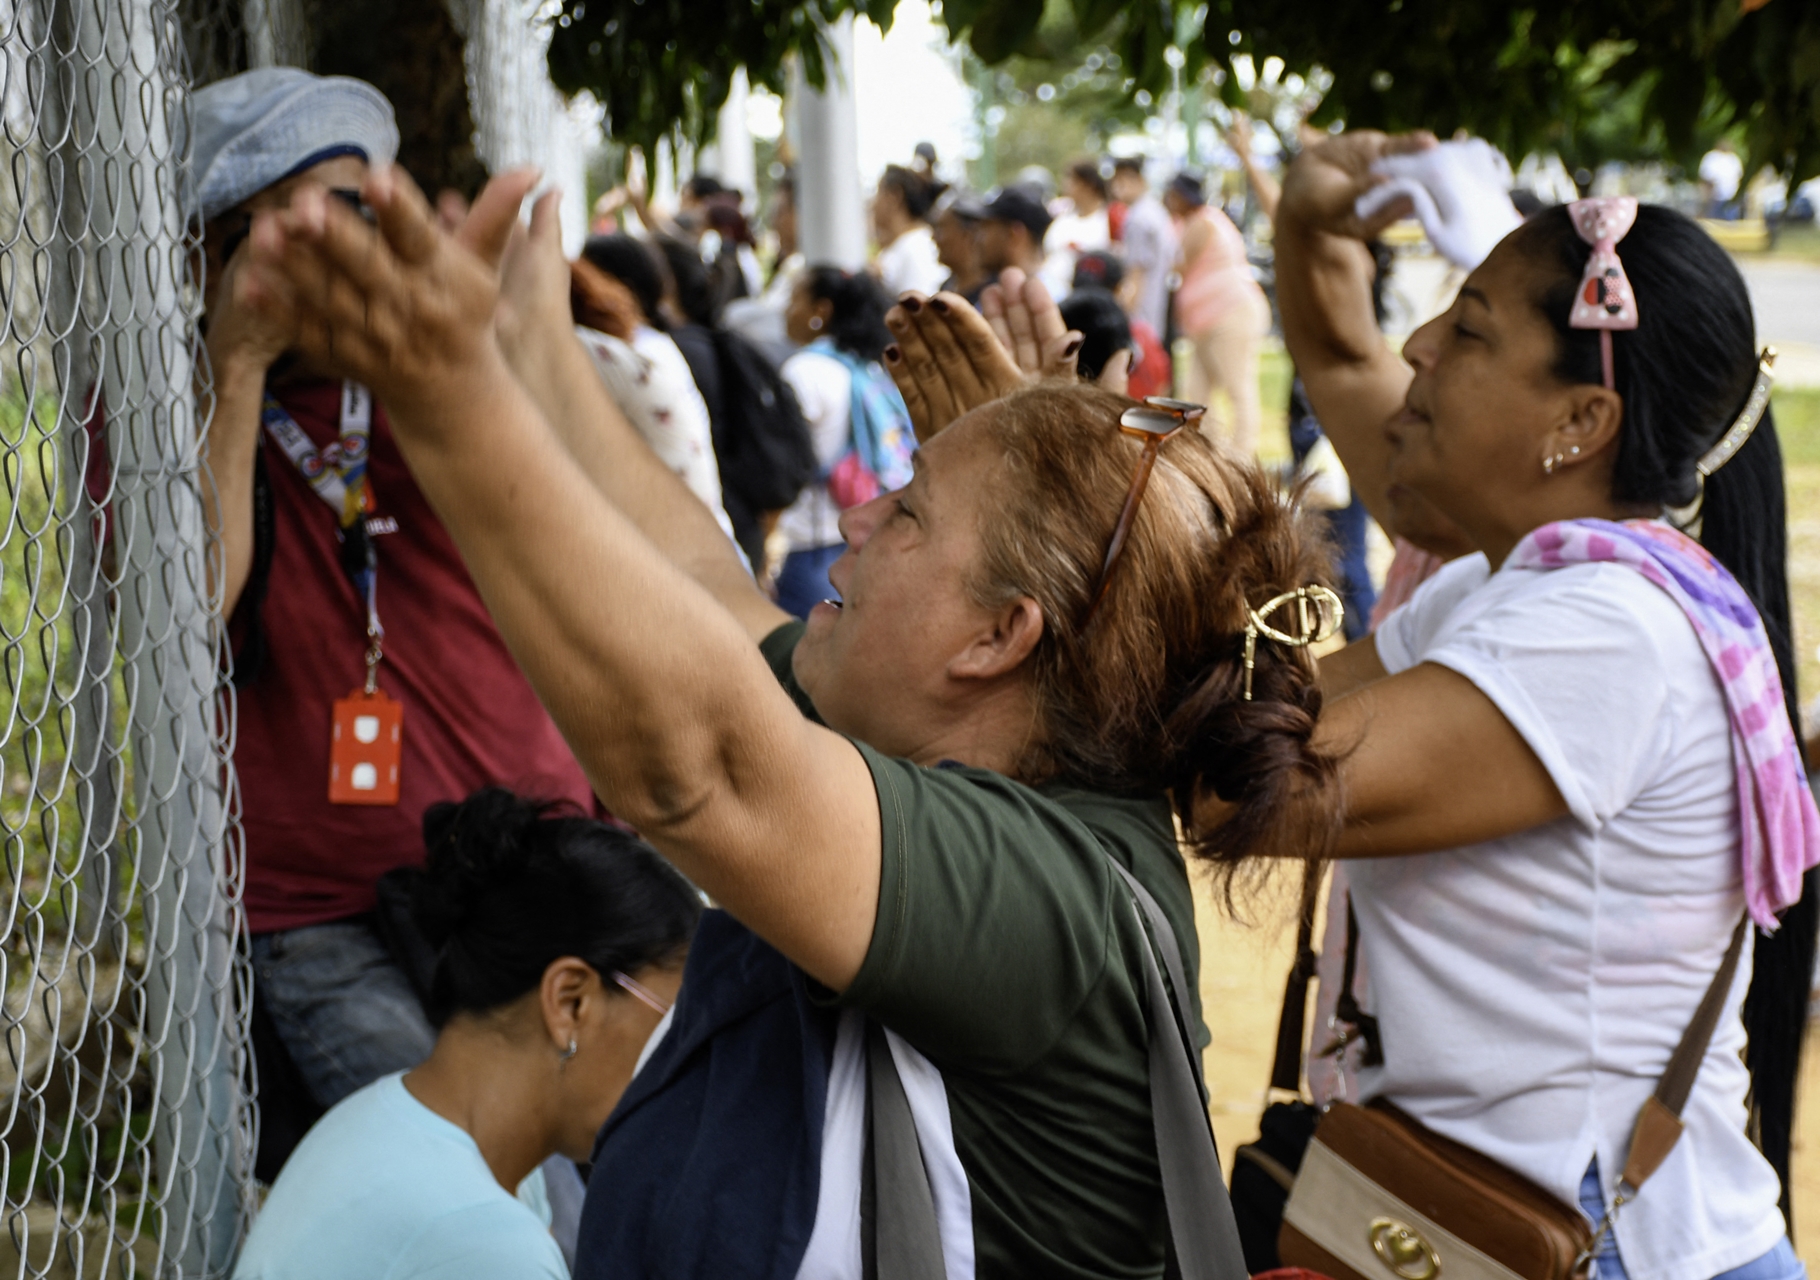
[
  {"x1": 979, "y1": 267, "x2": 1080, "y2": 379},
  {"x1": 883, "y1": 268, "x2": 1106, "y2": 443},
  {"x1": 884, "y1": 291, "x2": 1024, "y2": 442},
  {"x1": 240, "y1": 164, "x2": 539, "y2": 420},
  {"x1": 1279, "y1": 130, "x2": 1437, "y2": 242}
]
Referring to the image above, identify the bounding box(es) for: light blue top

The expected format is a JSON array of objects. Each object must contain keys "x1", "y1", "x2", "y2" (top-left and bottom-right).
[{"x1": 234, "y1": 1073, "x2": 567, "y2": 1280}]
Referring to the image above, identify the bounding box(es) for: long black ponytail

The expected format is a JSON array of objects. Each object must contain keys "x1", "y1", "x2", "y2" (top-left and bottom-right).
[{"x1": 1521, "y1": 204, "x2": 1812, "y2": 1219}]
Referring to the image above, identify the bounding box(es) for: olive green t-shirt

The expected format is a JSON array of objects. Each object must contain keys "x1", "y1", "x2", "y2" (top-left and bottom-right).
[{"x1": 761, "y1": 622, "x2": 1208, "y2": 1278}]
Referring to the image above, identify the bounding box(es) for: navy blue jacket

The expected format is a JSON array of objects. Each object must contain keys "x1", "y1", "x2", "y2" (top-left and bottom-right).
[{"x1": 575, "y1": 909, "x2": 839, "y2": 1280}]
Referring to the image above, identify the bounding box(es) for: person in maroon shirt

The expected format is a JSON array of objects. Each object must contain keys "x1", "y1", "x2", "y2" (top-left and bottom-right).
[{"x1": 193, "y1": 71, "x2": 596, "y2": 1124}]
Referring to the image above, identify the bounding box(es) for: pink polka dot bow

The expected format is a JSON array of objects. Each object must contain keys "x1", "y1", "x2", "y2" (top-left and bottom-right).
[{"x1": 1567, "y1": 196, "x2": 1640, "y2": 389}]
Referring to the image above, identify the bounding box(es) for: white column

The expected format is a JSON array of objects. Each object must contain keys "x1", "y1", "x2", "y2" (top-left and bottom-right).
[
  {"x1": 790, "y1": 15, "x2": 865, "y2": 269},
  {"x1": 709, "y1": 68, "x2": 757, "y2": 202}
]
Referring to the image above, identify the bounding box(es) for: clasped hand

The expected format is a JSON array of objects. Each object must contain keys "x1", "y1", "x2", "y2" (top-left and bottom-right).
[
  {"x1": 239, "y1": 164, "x2": 542, "y2": 422},
  {"x1": 883, "y1": 268, "x2": 1130, "y2": 443}
]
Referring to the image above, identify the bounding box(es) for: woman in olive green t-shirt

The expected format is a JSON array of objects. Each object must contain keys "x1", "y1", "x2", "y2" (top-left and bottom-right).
[{"x1": 240, "y1": 176, "x2": 1343, "y2": 1276}]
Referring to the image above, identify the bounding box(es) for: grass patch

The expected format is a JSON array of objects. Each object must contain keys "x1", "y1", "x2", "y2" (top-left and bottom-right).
[
  {"x1": 1777, "y1": 388, "x2": 1820, "y2": 703},
  {"x1": 1758, "y1": 223, "x2": 1820, "y2": 266}
]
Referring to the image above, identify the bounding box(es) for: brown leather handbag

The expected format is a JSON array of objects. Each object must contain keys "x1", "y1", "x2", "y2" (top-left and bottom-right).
[{"x1": 1278, "y1": 917, "x2": 1749, "y2": 1280}]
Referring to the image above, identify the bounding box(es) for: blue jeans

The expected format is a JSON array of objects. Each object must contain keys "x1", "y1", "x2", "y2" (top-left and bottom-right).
[
  {"x1": 250, "y1": 918, "x2": 435, "y2": 1109},
  {"x1": 774, "y1": 544, "x2": 844, "y2": 620},
  {"x1": 1578, "y1": 1161, "x2": 1804, "y2": 1280}
]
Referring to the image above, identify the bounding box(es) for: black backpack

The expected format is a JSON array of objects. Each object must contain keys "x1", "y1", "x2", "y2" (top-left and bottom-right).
[{"x1": 708, "y1": 327, "x2": 817, "y2": 523}]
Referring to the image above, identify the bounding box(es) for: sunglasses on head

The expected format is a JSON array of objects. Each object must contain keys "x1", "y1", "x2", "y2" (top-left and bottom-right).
[{"x1": 1083, "y1": 396, "x2": 1206, "y2": 624}]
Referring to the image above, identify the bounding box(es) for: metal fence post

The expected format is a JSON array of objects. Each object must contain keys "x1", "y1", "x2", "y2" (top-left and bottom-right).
[{"x1": 70, "y1": 0, "x2": 249, "y2": 1267}]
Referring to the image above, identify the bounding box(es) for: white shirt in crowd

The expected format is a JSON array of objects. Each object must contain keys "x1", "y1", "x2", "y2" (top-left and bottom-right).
[
  {"x1": 1699, "y1": 148, "x2": 1745, "y2": 202},
  {"x1": 874, "y1": 224, "x2": 947, "y2": 299},
  {"x1": 575, "y1": 324, "x2": 736, "y2": 542},
  {"x1": 777, "y1": 346, "x2": 854, "y2": 554},
  {"x1": 1039, "y1": 204, "x2": 1109, "y2": 300},
  {"x1": 1356, "y1": 549, "x2": 1786, "y2": 1280}
]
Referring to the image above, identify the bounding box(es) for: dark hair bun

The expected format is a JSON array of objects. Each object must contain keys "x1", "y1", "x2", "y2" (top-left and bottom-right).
[{"x1": 412, "y1": 787, "x2": 702, "y2": 1027}]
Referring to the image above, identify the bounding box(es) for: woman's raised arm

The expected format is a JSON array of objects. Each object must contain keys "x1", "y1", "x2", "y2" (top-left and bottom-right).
[
  {"x1": 1275, "y1": 131, "x2": 1432, "y2": 532},
  {"x1": 242, "y1": 166, "x2": 883, "y2": 992}
]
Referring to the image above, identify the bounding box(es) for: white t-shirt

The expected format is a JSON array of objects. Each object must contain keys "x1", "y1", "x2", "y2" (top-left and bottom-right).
[
  {"x1": 575, "y1": 325, "x2": 736, "y2": 542},
  {"x1": 874, "y1": 224, "x2": 947, "y2": 299},
  {"x1": 777, "y1": 347, "x2": 854, "y2": 553},
  {"x1": 1040, "y1": 205, "x2": 1110, "y2": 300},
  {"x1": 234, "y1": 1073, "x2": 566, "y2": 1280},
  {"x1": 1356, "y1": 551, "x2": 1786, "y2": 1280}
]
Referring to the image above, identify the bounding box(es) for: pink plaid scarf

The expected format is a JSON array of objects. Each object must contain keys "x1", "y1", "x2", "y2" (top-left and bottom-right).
[{"x1": 1509, "y1": 518, "x2": 1820, "y2": 927}]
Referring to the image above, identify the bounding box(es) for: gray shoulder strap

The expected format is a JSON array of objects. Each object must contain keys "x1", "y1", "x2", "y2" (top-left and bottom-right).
[
  {"x1": 864, "y1": 860, "x2": 1248, "y2": 1280},
  {"x1": 864, "y1": 1022, "x2": 945, "y2": 1280},
  {"x1": 1106, "y1": 858, "x2": 1250, "y2": 1280}
]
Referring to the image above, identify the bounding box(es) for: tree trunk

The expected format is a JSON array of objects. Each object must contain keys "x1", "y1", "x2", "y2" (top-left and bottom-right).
[{"x1": 307, "y1": 0, "x2": 488, "y2": 197}]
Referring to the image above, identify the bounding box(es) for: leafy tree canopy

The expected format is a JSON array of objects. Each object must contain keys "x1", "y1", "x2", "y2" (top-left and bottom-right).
[{"x1": 546, "y1": 0, "x2": 1820, "y2": 181}]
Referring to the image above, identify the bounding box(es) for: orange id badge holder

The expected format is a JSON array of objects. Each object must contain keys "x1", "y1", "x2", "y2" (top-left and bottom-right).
[{"x1": 329, "y1": 687, "x2": 403, "y2": 805}]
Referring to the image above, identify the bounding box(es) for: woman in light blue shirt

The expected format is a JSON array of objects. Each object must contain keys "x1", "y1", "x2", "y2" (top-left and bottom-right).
[{"x1": 235, "y1": 789, "x2": 700, "y2": 1279}]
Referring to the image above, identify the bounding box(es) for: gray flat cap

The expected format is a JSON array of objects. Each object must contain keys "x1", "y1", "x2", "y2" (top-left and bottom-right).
[{"x1": 190, "y1": 67, "x2": 399, "y2": 222}]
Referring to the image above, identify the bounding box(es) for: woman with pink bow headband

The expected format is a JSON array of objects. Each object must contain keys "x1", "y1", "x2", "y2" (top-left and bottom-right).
[{"x1": 1260, "y1": 130, "x2": 1814, "y2": 1280}]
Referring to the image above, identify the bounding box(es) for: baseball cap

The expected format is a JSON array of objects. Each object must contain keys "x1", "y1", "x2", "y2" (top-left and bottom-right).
[
  {"x1": 189, "y1": 67, "x2": 399, "y2": 222},
  {"x1": 982, "y1": 184, "x2": 1053, "y2": 241}
]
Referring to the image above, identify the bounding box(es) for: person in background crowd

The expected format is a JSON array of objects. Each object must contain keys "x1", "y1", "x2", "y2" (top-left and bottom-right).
[
  {"x1": 1700, "y1": 138, "x2": 1746, "y2": 220},
  {"x1": 721, "y1": 171, "x2": 803, "y2": 362},
  {"x1": 568, "y1": 258, "x2": 732, "y2": 534},
  {"x1": 187, "y1": 70, "x2": 599, "y2": 1184},
  {"x1": 1281, "y1": 129, "x2": 1816, "y2": 1280},
  {"x1": 1109, "y1": 156, "x2": 1177, "y2": 343},
  {"x1": 234, "y1": 789, "x2": 699, "y2": 1280},
  {"x1": 1071, "y1": 250, "x2": 1170, "y2": 400},
  {"x1": 1165, "y1": 171, "x2": 1270, "y2": 456},
  {"x1": 1041, "y1": 159, "x2": 1112, "y2": 300},
  {"x1": 644, "y1": 234, "x2": 817, "y2": 573},
  {"x1": 238, "y1": 170, "x2": 1346, "y2": 1274},
  {"x1": 931, "y1": 187, "x2": 988, "y2": 303},
  {"x1": 773, "y1": 266, "x2": 911, "y2": 617},
  {"x1": 652, "y1": 235, "x2": 727, "y2": 418},
  {"x1": 575, "y1": 235, "x2": 728, "y2": 525},
  {"x1": 977, "y1": 184, "x2": 1052, "y2": 280},
  {"x1": 698, "y1": 197, "x2": 764, "y2": 309},
  {"x1": 1056, "y1": 287, "x2": 1135, "y2": 389},
  {"x1": 911, "y1": 140, "x2": 939, "y2": 182},
  {"x1": 871, "y1": 164, "x2": 947, "y2": 297}
]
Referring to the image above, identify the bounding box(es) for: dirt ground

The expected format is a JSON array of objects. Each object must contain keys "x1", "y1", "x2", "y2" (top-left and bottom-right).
[{"x1": 1191, "y1": 874, "x2": 1820, "y2": 1266}]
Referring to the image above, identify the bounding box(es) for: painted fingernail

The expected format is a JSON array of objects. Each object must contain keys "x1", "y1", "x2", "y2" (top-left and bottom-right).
[
  {"x1": 930, "y1": 296, "x2": 951, "y2": 314},
  {"x1": 901, "y1": 295, "x2": 923, "y2": 313},
  {"x1": 884, "y1": 344, "x2": 901, "y2": 363}
]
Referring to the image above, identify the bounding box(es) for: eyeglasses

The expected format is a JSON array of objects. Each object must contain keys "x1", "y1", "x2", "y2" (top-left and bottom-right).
[
  {"x1": 614, "y1": 970, "x2": 673, "y2": 1015},
  {"x1": 1084, "y1": 396, "x2": 1206, "y2": 623}
]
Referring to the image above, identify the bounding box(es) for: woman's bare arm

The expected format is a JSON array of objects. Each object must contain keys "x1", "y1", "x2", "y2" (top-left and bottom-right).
[
  {"x1": 1317, "y1": 661, "x2": 1565, "y2": 857},
  {"x1": 1274, "y1": 131, "x2": 1433, "y2": 532},
  {"x1": 493, "y1": 193, "x2": 786, "y2": 645},
  {"x1": 243, "y1": 168, "x2": 880, "y2": 991}
]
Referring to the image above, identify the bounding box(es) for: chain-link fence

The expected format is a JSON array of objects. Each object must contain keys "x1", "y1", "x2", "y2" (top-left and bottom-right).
[
  {"x1": 0, "y1": 0, "x2": 250, "y2": 1271},
  {"x1": 0, "y1": 0, "x2": 601, "y2": 1269}
]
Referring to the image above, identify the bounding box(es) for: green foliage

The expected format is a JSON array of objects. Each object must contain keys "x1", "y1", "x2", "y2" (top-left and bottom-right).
[
  {"x1": 1201, "y1": 0, "x2": 1820, "y2": 182},
  {"x1": 552, "y1": 0, "x2": 1820, "y2": 184}
]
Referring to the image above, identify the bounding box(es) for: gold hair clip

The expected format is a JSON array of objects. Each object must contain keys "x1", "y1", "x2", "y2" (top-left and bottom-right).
[
  {"x1": 1664, "y1": 346, "x2": 1776, "y2": 536},
  {"x1": 1243, "y1": 585, "x2": 1345, "y2": 701}
]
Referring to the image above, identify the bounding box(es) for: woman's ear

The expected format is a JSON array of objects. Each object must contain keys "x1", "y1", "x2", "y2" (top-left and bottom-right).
[
  {"x1": 951, "y1": 596, "x2": 1045, "y2": 683},
  {"x1": 1546, "y1": 383, "x2": 1624, "y2": 471},
  {"x1": 539, "y1": 957, "x2": 599, "y2": 1054}
]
